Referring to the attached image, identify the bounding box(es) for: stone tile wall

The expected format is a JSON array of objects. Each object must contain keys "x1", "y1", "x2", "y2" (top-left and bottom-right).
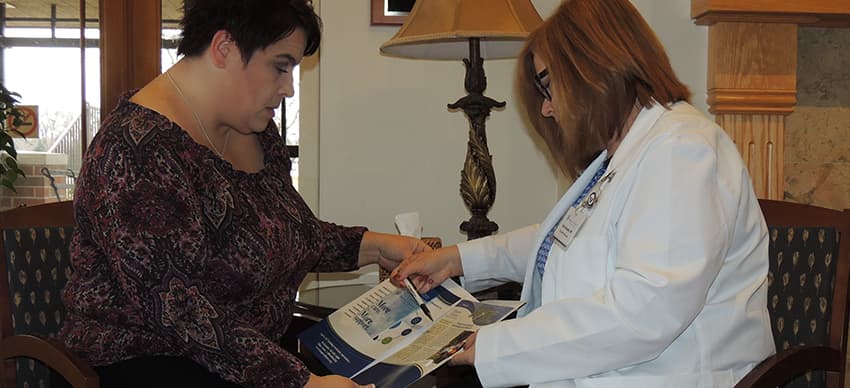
[
  {"x1": 785, "y1": 27, "x2": 850, "y2": 209},
  {"x1": 783, "y1": 27, "x2": 850, "y2": 388}
]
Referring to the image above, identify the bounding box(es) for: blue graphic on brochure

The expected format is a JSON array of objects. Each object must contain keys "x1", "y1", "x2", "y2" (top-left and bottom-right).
[{"x1": 297, "y1": 279, "x2": 524, "y2": 388}]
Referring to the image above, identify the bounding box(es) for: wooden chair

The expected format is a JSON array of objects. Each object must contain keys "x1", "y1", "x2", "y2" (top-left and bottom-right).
[
  {"x1": 735, "y1": 199, "x2": 850, "y2": 388},
  {"x1": 0, "y1": 201, "x2": 99, "y2": 388}
]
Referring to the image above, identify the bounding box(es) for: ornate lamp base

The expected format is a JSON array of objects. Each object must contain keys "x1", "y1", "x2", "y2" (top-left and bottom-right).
[{"x1": 450, "y1": 38, "x2": 502, "y2": 241}]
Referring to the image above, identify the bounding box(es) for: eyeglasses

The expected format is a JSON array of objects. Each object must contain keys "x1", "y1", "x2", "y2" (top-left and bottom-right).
[{"x1": 533, "y1": 68, "x2": 551, "y2": 101}]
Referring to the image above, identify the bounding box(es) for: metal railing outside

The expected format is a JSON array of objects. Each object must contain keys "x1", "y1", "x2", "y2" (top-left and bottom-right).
[{"x1": 43, "y1": 104, "x2": 100, "y2": 200}]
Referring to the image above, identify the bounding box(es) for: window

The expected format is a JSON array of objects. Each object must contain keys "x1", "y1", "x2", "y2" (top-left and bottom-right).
[
  {"x1": 1, "y1": 0, "x2": 99, "y2": 205},
  {"x1": 0, "y1": 0, "x2": 303, "y2": 211}
]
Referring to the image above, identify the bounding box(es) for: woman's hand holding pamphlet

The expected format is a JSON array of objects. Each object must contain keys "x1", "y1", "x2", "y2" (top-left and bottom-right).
[{"x1": 297, "y1": 278, "x2": 524, "y2": 388}]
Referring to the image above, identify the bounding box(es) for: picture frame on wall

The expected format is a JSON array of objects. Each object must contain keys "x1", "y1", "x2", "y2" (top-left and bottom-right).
[{"x1": 371, "y1": 0, "x2": 415, "y2": 25}]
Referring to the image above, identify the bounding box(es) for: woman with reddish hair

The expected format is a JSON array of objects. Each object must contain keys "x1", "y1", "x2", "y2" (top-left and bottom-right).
[{"x1": 393, "y1": 0, "x2": 774, "y2": 386}]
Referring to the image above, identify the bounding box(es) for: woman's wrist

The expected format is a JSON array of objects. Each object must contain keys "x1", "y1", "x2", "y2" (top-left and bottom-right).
[
  {"x1": 357, "y1": 231, "x2": 380, "y2": 267},
  {"x1": 444, "y1": 246, "x2": 464, "y2": 277}
]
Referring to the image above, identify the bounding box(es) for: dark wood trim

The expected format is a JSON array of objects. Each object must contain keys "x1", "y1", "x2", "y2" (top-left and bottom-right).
[
  {"x1": 0, "y1": 201, "x2": 77, "y2": 387},
  {"x1": 100, "y1": 0, "x2": 162, "y2": 114},
  {"x1": 80, "y1": 0, "x2": 88, "y2": 160},
  {"x1": 692, "y1": 0, "x2": 850, "y2": 26},
  {"x1": 744, "y1": 199, "x2": 850, "y2": 387},
  {"x1": 734, "y1": 346, "x2": 841, "y2": 388},
  {"x1": 0, "y1": 335, "x2": 99, "y2": 388}
]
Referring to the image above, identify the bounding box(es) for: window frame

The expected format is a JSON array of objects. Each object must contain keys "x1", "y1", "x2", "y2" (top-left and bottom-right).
[{"x1": 2, "y1": 0, "x2": 304, "y2": 184}]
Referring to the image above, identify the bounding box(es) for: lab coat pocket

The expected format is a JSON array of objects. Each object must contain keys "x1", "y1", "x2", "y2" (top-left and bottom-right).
[
  {"x1": 573, "y1": 370, "x2": 735, "y2": 388},
  {"x1": 544, "y1": 236, "x2": 609, "y2": 300}
]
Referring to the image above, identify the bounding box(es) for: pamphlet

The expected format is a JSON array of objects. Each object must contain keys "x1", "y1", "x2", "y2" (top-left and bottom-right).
[{"x1": 297, "y1": 278, "x2": 524, "y2": 388}]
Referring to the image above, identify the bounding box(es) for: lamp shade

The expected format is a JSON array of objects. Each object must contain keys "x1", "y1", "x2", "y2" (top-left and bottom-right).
[{"x1": 380, "y1": 0, "x2": 543, "y2": 60}]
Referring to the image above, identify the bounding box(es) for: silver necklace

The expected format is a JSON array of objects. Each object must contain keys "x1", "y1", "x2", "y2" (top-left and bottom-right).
[{"x1": 165, "y1": 71, "x2": 230, "y2": 158}]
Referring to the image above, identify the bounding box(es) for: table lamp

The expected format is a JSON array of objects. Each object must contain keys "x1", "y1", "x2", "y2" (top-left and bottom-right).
[{"x1": 380, "y1": 0, "x2": 542, "y2": 240}]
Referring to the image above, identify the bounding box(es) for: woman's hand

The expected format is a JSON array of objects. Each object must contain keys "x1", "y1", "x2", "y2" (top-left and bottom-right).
[
  {"x1": 390, "y1": 246, "x2": 463, "y2": 293},
  {"x1": 449, "y1": 332, "x2": 476, "y2": 366},
  {"x1": 358, "y1": 232, "x2": 432, "y2": 270},
  {"x1": 304, "y1": 373, "x2": 374, "y2": 388}
]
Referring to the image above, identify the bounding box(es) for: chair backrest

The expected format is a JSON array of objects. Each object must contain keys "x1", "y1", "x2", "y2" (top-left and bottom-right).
[
  {"x1": 759, "y1": 199, "x2": 850, "y2": 387},
  {"x1": 0, "y1": 201, "x2": 75, "y2": 388}
]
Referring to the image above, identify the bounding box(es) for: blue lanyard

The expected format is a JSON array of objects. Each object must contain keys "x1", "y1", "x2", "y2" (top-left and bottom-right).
[{"x1": 535, "y1": 158, "x2": 610, "y2": 277}]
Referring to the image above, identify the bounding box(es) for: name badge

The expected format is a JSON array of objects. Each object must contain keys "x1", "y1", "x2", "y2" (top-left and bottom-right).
[
  {"x1": 552, "y1": 206, "x2": 588, "y2": 249},
  {"x1": 551, "y1": 170, "x2": 616, "y2": 250}
]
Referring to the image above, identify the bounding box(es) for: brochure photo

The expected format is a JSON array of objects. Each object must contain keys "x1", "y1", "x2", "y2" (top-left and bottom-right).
[{"x1": 297, "y1": 279, "x2": 524, "y2": 388}]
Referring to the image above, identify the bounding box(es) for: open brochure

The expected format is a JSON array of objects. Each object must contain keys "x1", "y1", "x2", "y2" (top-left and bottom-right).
[{"x1": 297, "y1": 278, "x2": 524, "y2": 388}]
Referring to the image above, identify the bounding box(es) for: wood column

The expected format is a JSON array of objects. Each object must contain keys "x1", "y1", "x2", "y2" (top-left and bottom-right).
[
  {"x1": 706, "y1": 22, "x2": 797, "y2": 199},
  {"x1": 692, "y1": 0, "x2": 850, "y2": 200},
  {"x1": 100, "y1": 0, "x2": 162, "y2": 114}
]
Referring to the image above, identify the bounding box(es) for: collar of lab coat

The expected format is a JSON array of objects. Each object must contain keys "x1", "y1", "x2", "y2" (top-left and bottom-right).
[
  {"x1": 542, "y1": 101, "x2": 668, "y2": 241},
  {"x1": 518, "y1": 101, "x2": 670, "y2": 315}
]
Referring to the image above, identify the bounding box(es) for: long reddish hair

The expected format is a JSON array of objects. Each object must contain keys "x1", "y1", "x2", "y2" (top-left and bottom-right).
[{"x1": 516, "y1": 0, "x2": 690, "y2": 179}]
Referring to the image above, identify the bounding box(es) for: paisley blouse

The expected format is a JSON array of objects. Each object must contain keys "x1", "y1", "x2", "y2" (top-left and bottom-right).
[{"x1": 60, "y1": 92, "x2": 366, "y2": 387}]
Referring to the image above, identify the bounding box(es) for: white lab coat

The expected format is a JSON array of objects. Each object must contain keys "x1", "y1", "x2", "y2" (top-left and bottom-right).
[{"x1": 458, "y1": 102, "x2": 775, "y2": 388}]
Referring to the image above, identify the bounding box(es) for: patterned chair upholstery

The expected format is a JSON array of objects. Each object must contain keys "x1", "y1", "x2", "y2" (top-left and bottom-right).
[
  {"x1": 0, "y1": 201, "x2": 98, "y2": 388},
  {"x1": 735, "y1": 200, "x2": 850, "y2": 388}
]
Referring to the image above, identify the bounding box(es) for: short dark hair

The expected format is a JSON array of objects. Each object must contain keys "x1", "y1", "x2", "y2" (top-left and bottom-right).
[
  {"x1": 178, "y1": 0, "x2": 321, "y2": 63},
  {"x1": 516, "y1": 0, "x2": 690, "y2": 178}
]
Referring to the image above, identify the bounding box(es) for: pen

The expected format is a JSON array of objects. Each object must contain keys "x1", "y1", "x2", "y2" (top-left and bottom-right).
[{"x1": 404, "y1": 277, "x2": 433, "y2": 321}]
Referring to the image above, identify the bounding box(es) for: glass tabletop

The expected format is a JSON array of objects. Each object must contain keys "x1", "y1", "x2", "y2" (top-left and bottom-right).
[{"x1": 296, "y1": 283, "x2": 375, "y2": 310}]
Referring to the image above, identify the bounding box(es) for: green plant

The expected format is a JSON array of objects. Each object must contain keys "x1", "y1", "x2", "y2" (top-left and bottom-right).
[{"x1": 0, "y1": 84, "x2": 26, "y2": 192}]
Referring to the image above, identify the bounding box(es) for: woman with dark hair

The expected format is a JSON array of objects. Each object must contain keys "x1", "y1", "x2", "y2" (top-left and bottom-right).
[
  {"x1": 392, "y1": 0, "x2": 774, "y2": 386},
  {"x1": 58, "y1": 1, "x2": 419, "y2": 387}
]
